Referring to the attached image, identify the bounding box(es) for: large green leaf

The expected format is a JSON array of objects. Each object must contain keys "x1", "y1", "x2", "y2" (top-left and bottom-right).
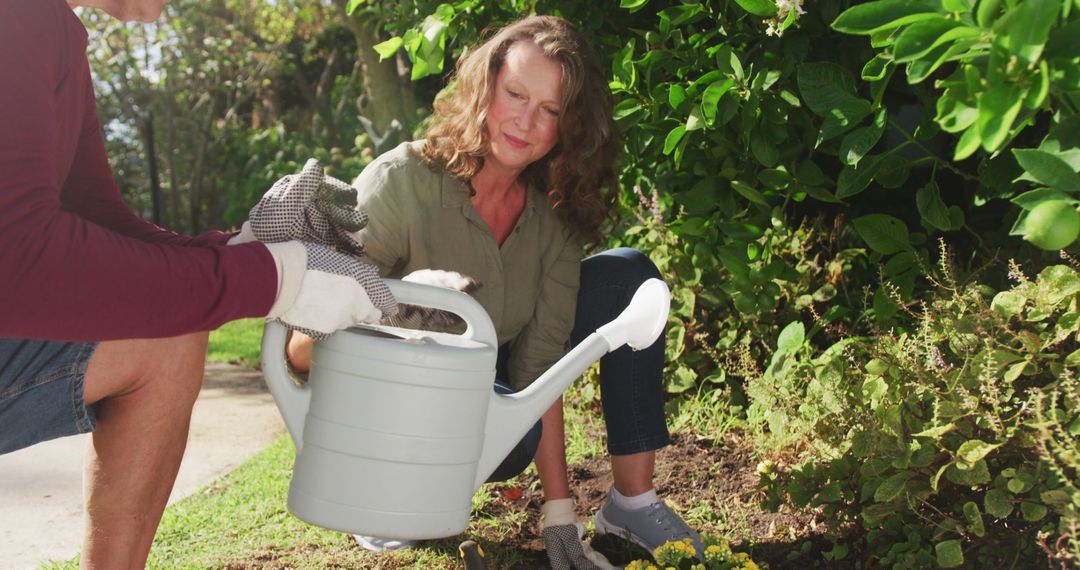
[
  {"x1": 372, "y1": 37, "x2": 404, "y2": 60},
  {"x1": 750, "y1": 129, "x2": 780, "y2": 167},
  {"x1": 957, "y1": 439, "x2": 1000, "y2": 465},
  {"x1": 832, "y1": 0, "x2": 945, "y2": 35},
  {"x1": 837, "y1": 153, "x2": 887, "y2": 198},
  {"x1": 1011, "y1": 188, "x2": 1072, "y2": 213},
  {"x1": 977, "y1": 0, "x2": 1003, "y2": 27},
  {"x1": 666, "y1": 365, "x2": 698, "y2": 393},
  {"x1": 874, "y1": 471, "x2": 913, "y2": 502},
  {"x1": 1012, "y1": 149, "x2": 1080, "y2": 193},
  {"x1": 797, "y1": 62, "x2": 862, "y2": 117},
  {"x1": 984, "y1": 488, "x2": 1013, "y2": 519},
  {"x1": 733, "y1": 0, "x2": 778, "y2": 17},
  {"x1": 916, "y1": 181, "x2": 959, "y2": 231},
  {"x1": 936, "y1": 92, "x2": 979, "y2": 133},
  {"x1": 936, "y1": 540, "x2": 964, "y2": 568},
  {"x1": 818, "y1": 100, "x2": 874, "y2": 145},
  {"x1": 345, "y1": 0, "x2": 367, "y2": 14},
  {"x1": 1005, "y1": 0, "x2": 1059, "y2": 65},
  {"x1": 1047, "y1": 19, "x2": 1080, "y2": 59},
  {"x1": 906, "y1": 39, "x2": 978, "y2": 84},
  {"x1": 1021, "y1": 501, "x2": 1048, "y2": 521},
  {"x1": 853, "y1": 214, "x2": 912, "y2": 254},
  {"x1": 977, "y1": 83, "x2": 1023, "y2": 152},
  {"x1": 701, "y1": 79, "x2": 734, "y2": 126},
  {"x1": 862, "y1": 54, "x2": 892, "y2": 81},
  {"x1": 943, "y1": 0, "x2": 974, "y2": 11},
  {"x1": 1039, "y1": 116, "x2": 1080, "y2": 171},
  {"x1": 840, "y1": 109, "x2": 887, "y2": 166},
  {"x1": 663, "y1": 125, "x2": 686, "y2": 155},
  {"x1": 893, "y1": 17, "x2": 961, "y2": 62},
  {"x1": 731, "y1": 180, "x2": 770, "y2": 207},
  {"x1": 954, "y1": 124, "x2": 982, "y2": 160},
  {"x1": 947, "y1": 459, "x2": 991, "y2": 485},
  {"x1": 776, "y1": 321, "x2": 806, "y2": 353}
]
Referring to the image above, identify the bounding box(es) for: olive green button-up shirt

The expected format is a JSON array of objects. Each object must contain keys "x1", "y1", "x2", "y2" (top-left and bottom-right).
[{"x1": 353, "y1": 141, "x2": 583, "y2": 390}]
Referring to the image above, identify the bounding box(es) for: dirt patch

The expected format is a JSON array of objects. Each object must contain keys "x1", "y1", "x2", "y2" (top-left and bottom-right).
[{"x1": 474, "y1": 432, "x2": 845, "y2": 569}]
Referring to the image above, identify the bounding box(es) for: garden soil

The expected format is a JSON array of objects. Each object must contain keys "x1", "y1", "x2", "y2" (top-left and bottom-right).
[{"x1": 494, "y1": 432, "x2": 846, "y2": 569}]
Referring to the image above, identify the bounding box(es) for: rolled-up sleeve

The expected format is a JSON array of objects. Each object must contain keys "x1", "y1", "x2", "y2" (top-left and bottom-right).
[{"x1": 353, "y1": 159, "x2": 410, "y2": 277}]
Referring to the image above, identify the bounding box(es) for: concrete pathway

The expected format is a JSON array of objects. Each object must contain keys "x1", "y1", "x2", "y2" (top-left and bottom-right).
[{"x1": 0, "y1": 362, "x2": 285, "y2": 570}]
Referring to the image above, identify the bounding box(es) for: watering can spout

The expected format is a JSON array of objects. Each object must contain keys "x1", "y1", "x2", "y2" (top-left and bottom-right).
[{"x1": 474, "y1": 278, "x2": 671, "y2": 487}]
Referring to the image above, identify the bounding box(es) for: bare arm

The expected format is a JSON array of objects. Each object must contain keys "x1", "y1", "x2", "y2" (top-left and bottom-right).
[
  {"x1": 535, "y1": 397, "x2": 571, "y2": 500},
  {"x1": 285, "y1": 332, "x2": 314, "y2": 373}
]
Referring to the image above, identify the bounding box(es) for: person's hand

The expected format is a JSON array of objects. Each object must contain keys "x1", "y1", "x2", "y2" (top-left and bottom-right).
[
  {"x1": 381, "y1": 269, "x2": 482, "y2": 334},
  {"x1": 233, "y1": 159, "x2": 366, "y2": 255},
  {"x1": 540, "y1": 499, "x2": 619, "y2": 570},
  {"x1": 265, "y1": 241, "x2": 396, "y2": 340}
]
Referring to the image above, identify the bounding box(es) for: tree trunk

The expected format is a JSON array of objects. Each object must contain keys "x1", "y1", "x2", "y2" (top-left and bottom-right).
[
  {"x1": 144, "y1": 112, "x2": 162, "y2": 226},
  {"x1": 335, "y1": 0, "x2": 419, "y2": 151}
]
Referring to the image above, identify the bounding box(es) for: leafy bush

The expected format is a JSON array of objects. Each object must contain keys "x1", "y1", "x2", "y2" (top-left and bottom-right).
[
  {"x1": 832, "y1": 0, "x2": 1080, "y2": 249},
  {"x1": 757, "y1": 258, "x2": 1080, "y2": 568},
  {"x1": 360, "y1": 5, "x2": 1080, "y2": 562}
]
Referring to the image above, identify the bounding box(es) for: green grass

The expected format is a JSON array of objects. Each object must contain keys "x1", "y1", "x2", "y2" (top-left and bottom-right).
[
  {"x1": 206, "y1": 318, "x2": 264, "y2": 367},
  {"x1": 40, "y1": 392, "x2": 611, "y2": 569},
  {"x1": 40, "y1": 328, "x2": 751, "y2": 569},
  {"x1": 42, "y1": 435, "x2": 485, "y2": 569}
]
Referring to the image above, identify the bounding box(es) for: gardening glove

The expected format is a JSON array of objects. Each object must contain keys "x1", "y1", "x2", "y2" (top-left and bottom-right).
[
  {"x1": 264, "y1": 240, "x2": 396, "y2": 341},
  {"x1": 233, "y1": 159, "x2": 366, "y2": 255},
  {"x1": 541, "y1": 499, "x2": 620, "y2": 570},
  {"x1": 381, "y1": 269, "x2": 482, "y2": 334}
]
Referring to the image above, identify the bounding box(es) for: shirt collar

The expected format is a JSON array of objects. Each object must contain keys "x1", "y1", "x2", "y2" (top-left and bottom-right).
[{"x1": 440, "y1": 170, "x2": 540, "y2": 221}]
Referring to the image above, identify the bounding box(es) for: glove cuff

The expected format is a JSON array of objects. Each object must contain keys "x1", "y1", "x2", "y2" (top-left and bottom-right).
[
  {"x1": 264, "y1": 241, "x2": 308, "y2": 318},
  {"x1": 540, "y1": 498, "x2": 578, "y2": 529},
  {"x1": 226, "y1": 221, "x2": 257, "y2": 245}
]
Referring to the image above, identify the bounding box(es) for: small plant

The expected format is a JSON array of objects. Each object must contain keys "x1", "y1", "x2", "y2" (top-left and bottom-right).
[{"x1": 625, "y1": 535, "x2": 765, "y2": 570}]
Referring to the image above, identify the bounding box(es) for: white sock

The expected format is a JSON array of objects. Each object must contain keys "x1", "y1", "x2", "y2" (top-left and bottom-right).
[{"x1": 611, "y1": 486, "x2": 659, "y2": 511}]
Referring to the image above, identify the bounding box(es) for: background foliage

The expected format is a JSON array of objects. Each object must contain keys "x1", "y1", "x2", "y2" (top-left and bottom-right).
[{"x1": 83, "y1": 0, "x2": 1080, "y2": 566}]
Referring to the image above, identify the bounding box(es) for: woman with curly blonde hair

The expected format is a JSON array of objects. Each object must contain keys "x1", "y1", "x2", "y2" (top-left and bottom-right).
[
  {"x1": 287, "y1": 14, "x2": 703, "y2": 567},
  {"x1": 419, "y1": 15, "x2": 619, "y2": 244}
]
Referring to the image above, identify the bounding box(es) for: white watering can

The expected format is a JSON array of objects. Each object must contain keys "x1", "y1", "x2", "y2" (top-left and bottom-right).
[{"x1": 261, "y1": 277, "x2": 670, "y2": 539}]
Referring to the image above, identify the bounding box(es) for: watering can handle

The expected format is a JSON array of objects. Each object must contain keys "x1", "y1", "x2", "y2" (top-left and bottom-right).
[
  {"x1": 384, "y1": 278, "x2": 499, "y2": 349},
  {"x1": 261, "y1": 319, "x2": 312, "y2": 450}
]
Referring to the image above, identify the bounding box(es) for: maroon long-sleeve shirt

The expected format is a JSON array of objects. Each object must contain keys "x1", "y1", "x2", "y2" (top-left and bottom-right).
[{"x1": 0, "y1": 0, "x2": 277, "y2": 341}]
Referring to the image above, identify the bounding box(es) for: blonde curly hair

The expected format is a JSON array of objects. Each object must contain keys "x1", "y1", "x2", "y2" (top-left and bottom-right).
[{"x1": 419, "y1": 15, "x2": 619, "y2": 242}]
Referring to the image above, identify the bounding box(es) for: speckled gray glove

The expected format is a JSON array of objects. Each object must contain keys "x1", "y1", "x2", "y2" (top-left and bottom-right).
[
  {"x1": 541, "y1": 499, "x2": 619, "y2": 570},
  {"x1": 231, "y1": 159, "x2": 366, "y2": 256},
  {"x1": 381, "y1": 269, "x2": 482, "y2": 334}
]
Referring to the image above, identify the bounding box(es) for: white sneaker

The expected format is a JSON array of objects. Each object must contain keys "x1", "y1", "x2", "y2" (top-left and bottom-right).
[{"x1": 352, "y1": 534, "x2": 420, "y2": 551}]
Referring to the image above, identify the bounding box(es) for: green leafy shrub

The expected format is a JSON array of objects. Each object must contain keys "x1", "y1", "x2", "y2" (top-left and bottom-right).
[
  {"x1": 832, "y1": 0, "x2": 1080, "y2": 249},
  {"x1": 757, "y1": 258, "x2": 1080, "y2": 568}
]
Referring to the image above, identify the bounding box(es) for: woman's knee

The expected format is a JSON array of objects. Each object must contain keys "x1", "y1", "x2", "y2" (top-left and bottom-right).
[{"x1": 581, "y1": 247, "x2": 661, "y2": 289}]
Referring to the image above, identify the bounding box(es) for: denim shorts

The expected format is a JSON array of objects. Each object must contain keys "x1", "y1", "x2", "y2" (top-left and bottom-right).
[{"x1": 0, "y1": 338, "x2": 98, "y2": 455}]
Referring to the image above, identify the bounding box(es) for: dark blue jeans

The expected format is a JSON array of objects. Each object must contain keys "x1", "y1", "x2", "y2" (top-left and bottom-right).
[{"x1": 486, "y1": 247, "x2": 670, "y2": 482}]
